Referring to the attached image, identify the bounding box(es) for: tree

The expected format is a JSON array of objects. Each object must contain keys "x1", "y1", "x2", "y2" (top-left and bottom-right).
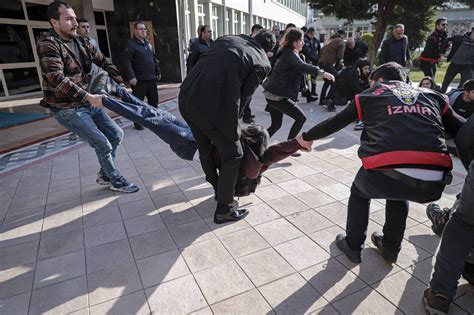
[{"x1": 308, "y1": 0, "x2": 474, "y2": 64}]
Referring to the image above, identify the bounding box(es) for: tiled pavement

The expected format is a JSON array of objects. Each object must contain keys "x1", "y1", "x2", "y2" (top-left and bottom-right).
[{"x1": 0, "y1": 88, "x2": 473, "y2": 314}]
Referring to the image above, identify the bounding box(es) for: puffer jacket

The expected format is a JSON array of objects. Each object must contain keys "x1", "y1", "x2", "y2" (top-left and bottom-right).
[{"x1": 263, "y1": 47, "x2": 323, "y2": 99}]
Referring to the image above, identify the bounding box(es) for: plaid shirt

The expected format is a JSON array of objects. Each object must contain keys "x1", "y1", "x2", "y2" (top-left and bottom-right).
[{"x1": 37, "y1": 29, "x2": 124, "y2": 109}]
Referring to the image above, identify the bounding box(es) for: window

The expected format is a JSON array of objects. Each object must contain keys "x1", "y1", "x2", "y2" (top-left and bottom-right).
[
  {"x1": 96, "y1": 29, "x2": 110, "y2": 58},
  {"x1": 25, "y1": 2, "x2": 48, "y2": 21},
  {"x1": 0, "y1": 78, "x2": 5, "y2": 97},
  {"x1": 3, "y1": 67, "x2": 41, "y2": 95},
  {"x1": 197, "y1": 4, "x2": 205, "y2": 26},
  {"x1": 0, "y1": 0, "x2": 25, "y2": 20},
  {"x1": 0, "y1": 24, "x2": 34, "y2": 64},
  {"x1": 94, "y1": 11, "x2": 106, "y2": 26}
]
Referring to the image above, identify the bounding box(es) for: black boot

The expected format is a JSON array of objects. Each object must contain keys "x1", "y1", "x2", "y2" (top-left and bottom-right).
[
  {"x1": 371, "y1": 232, "x2": 398, "y2": 264},
  {"x1": 214, "y1": 202, "x2": 248, "y2": 224}
]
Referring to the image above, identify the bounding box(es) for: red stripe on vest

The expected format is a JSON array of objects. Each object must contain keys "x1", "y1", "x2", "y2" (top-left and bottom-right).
[
  {"x1": 442, "y1": 95, "x2": 449, "y2": 115},
  {"x1": 361, "y1": 151, "x2": 453, "y2": 170},
  {"x1": 355, "y1": 94, "x2": 363, "y2": 121}
]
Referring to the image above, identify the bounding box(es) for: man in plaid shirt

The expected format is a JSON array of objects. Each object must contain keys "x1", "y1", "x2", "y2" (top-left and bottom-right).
[{"x1": 37, "y1": 1, "x2": 138, "y2": 193}]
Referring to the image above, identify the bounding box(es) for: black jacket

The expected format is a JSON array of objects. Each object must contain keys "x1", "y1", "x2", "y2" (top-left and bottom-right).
[
  {"x1": 420, "y1": 30, "x2": 449, "y2": 63},
  {"x1": 379, "y1": 36, "x2": 411, "y2": 66},
  {"x1": 263, "y1": 47, "x2": 323, "y2": 100},
  {"x1": 302, "y1": 35, "x2": 321, "y2": 64},
  {"x1": 446, "y1": 31, "x2": 473, "y2": 62},
  {"x1": 123, "y1": 37, "x2": 160, "y2": 81},
  {"x1": 334, "y1": 63, "x2": 369, "y2": 100},
  {"x1": 179, "y1": 35, "x2": 271, "y2": 141},
  {"x1": 186, "y1": 37, "x2": 212, "y2": 74},
  {"x1": 344, "y1": 41, "x2": 369, "y2": 67}
]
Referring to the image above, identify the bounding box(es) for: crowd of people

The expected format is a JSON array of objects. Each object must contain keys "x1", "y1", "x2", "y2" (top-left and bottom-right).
[{"x1": 36, "y1": 2, "x2": 474, "y2": 314}]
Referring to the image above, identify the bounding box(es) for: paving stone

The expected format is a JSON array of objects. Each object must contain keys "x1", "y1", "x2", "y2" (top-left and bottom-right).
[
  {"x1": 374, "y1": 270, "x2": 430, "y2": 314},
  {"x1": 301, "y1": 258, "x2": 367, "y2": 302},
  {"x1": 89, "y1": 290, "x2": 150, "y2": 315},
  {"x1": 136, "y1": 249, "x2": 190, "y2": 288},
  {"x1": 308, "y1": 225, "x2": 346, "y2": 256},
  {"x1": 0, "y1": 264, "x2": 35, "y2": 300},
  {"x1": 0, "y1": 217, "x2": 42, "y2": 248},
  {"x1": 404, "y1": 224, "x2": 441, "y2": 254},
  {"x1": 38, "y1": 229, "x2": 84, "y2": 261},
  {"x1": 0, "y1": 240, "x2": 38, "y2": 270},
  {"x1": 29, "y1": 276, "x2": 88, "y2": 315},
  {"x1": 266, "y1": 195, "x2": 310, "y2": 216},
  {"x1": 146, "y1": 275, "x2": 207, "y2": 313},
  {"x1": 264, "y1": 169, "x2": 296, "y2": 184},
  {"x1": 168, "y1": 219, "x2": 215, "y2": 248},
  {"x1": 237, "y1": 248, "x2": 294, "y2": 287},
  {"x1": 255, "y1": 184, "x2": 290, "y2": 202},
  {"x1": 87, "y1": 263, "x2": 142, "y2": 306},
  {"x1": 83, "y1": 205, "x2": 122, "y2": 228},
  {"x1": 0, "y1": 291, "x2": 30, "y2": 315},
  {"x1": 337, "y1": 246, "x2": 402, "y2": 285},
  {"x1": 219, "y1": 227, "x2": 270, "y2": 258},
  {"x1": 332, "y1": 286, "x2": 402, "y2": 314},
  {"x1": 259, "y1": 273, "x2": 328, "y2": 314},
  {"x1": 210, "y1": 289, "x2": 273, "y2": 314},
  {"x1": 277, "y1": 178, "x2": 314, "y2": 194},
  {"x1": 204, "y1": 215, "x2": 251, "y2": 236},
  {"x1": 123, "y1": 212, "x2": 165, "y2": 237},
  {"x1": 194, "y1": 261, "x2": 254, "y2": 305},
  {"x1": 84, "y1": 221, "x2": 127, "y2": 248},
  {"x1": 42, "y1": 207, "x2": 83, "y2": 238},
  {"x1": 275, "y1": 236, "x2": 331, "y2": 271},
  {"x1": 160, "y1": 203, "x2": 201, "y2": 227},
  {"x1": 254, "y1": 217, "x2": 303, "y2": 246},
  {"x1": 318, "y1": 183, "x2": 351, "y2": 201},
  {"x1": 86, "y1": 239, "x2": 134, "y2": 273},
  {"x1": 129, "y1": 229, "x2": 177, "y2": 260},
  {"x1": 181, "y1": 238, "x2": 233, "y2": 273},
  {"x1": 243, "y1": 203, "x2": 281, "y2": 226},
  {"x1": 9, "y1": 195, "x2": 47, "y2": 212},
  {"x1": 294, "y1": 189, "x2": 336, "y2": 209},
  {"x1": 34, "y1": 250, "x2": 85, "y2": 289},
  {"x1": 287, "y1": 209, "x2": 335, "y2": 234},
  {"x1": 119, "y1": 198, "x2": 157, "y2": 219}
]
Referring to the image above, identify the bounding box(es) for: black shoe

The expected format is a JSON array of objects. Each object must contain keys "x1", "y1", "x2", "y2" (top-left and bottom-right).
[
  {"x1": 371, "y1": 232, "x2": 398, "y2": 264},
  {"x1": 326, "y1": 99, "x2": 336, "y2": 112},
  {"x1": 310, "y1": 92, "x2": 319, "y2": 98},
  {"x1": 134, "y1": 123, "x2": 144, "y2": 130},
  {"x1": 335, "y1": 234, "x2": 361, "y2": 263},
  {"x1": 423, "y1": 288, "x2": 451, "y2": 314},
  {"x1": 319, "y1": 98, "x2": 328, "y2": 106},
  {"x1": 264, "y1": 104, "x2": 271, "y2": 113},
  {"x1": 462, "y1": 262, "x2": 474, "y2": 285},
  {"x1": 306, "y1": 96, "x2": 318, "y2": 103},
  {"x1": 426, "y1": 203, "x2": 450, "y2": 236},
  {"x1": 214, "y1": 205, "x2": 248, "y2": 224},
  {"x1": 242, "y1": 116, "x2": 255, "y2": 124}
]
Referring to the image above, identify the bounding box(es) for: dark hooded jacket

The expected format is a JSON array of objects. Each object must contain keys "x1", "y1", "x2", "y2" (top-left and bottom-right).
[
  {"x1": 179, "y1": 35, "x2": 271, "y2": 141},
  {"x1": 333, "y1": 59, "x2": 370, "y2": 100}
]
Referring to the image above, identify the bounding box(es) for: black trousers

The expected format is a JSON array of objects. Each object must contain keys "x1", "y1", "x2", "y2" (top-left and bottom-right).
[
  {"x1": 431, "y1": 162, "x2": 474, "y2": 299},
  {"x1": 319, "y1": 62, "x2": 338, "y2": 100},
  {"x1": 441, "y1": 63, "x2": 474, "y2": 93},
  {"x1": 242, "y1": 98, "x2": 253, "y2": 120},
  {"x1": 420, "y1": 60, "x2": 437, "y2": 78},
  {"x1": 346, "y1": 167, "x2": 445, "y2": 253},
  {"x1": 132, "y1": 79, "x2": 159, "y2": 128},
  {"x1": 179, "y1": 103, "x2": 243, "y2": 205},
  {"x1": 266, "y1": 98, "x2": 306, "y2": 140}
]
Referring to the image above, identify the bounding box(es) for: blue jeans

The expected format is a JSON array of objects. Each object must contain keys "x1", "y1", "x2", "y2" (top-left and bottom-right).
[
  {"x1": 431, "y1": 161, "x2": 474, "y2": 299},
  {"x1": 53, "y1": 104, "x2": 123, "y2": 181},
  {"x1": 103, "y1": 88, "x2": 198, "y2": 160}
]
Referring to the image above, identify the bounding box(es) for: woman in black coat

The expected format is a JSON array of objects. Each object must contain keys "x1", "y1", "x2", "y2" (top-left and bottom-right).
[{"x1": 262, "y1": 28, "x2": 334, "y2": 143}]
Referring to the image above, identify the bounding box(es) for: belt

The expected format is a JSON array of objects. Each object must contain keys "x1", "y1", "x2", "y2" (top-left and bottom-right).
[{"x1": 378, "y1": 169, "x2": 451, "y2": 189}]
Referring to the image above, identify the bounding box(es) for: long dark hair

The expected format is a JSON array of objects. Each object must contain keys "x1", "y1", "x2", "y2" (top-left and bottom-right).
[
  {"x1": 279, "y1": 27, "x2": 304, "y2": 50},
  {"x1": 241, "y1": 124, "x2": 270, "y2": 158}
]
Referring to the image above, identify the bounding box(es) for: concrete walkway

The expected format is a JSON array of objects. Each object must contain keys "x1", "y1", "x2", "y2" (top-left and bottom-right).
[{"x1": 0, "y1": 88, "x2": 472, "y2": 314}]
